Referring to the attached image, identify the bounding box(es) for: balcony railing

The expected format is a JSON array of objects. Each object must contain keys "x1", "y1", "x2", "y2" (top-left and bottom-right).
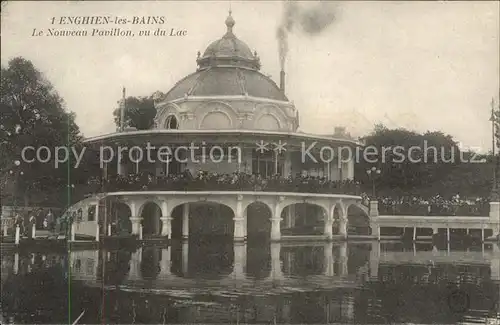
[
  {"x1": 378, "y1": 203, "x2": 489, "y2": 217},
  {"x1": 81, "y1": 173, "x2": 362, "y2": 196}
]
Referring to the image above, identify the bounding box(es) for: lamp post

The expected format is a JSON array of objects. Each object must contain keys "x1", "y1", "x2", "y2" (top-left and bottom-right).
[
  {"x1": 491, "y1": 97, "x2": 500, "y2": 201},
  {"x1": 366, "y1": 167, "x2": 381, "y2": 199}
]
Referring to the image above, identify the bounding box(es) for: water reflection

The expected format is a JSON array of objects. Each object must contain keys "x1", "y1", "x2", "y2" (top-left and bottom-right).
[{"x1": 1, "y1": 241, "x2": 499, "y2": 324}]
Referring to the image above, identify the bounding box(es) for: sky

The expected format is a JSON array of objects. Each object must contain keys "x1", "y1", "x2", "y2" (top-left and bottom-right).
[{"x1": 1, "y1": 1, "x2": 499, "y2": 152}]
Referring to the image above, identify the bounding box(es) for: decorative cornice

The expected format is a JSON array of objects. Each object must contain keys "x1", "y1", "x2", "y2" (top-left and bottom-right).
[
  {"x1": 180, "y1": 112, "x2": 194, "y2": 121},
  {"x1": 83, "y1": 129, "x2": 364, "y2": 147},
  {"x1": 170, "y1": 95, "x2": 293, "y2": 107}
]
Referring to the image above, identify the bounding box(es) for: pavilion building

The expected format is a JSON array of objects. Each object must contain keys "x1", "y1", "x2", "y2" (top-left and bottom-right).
[{"x1": 72, "y1": 12, "x2": 368, "y2": 242}]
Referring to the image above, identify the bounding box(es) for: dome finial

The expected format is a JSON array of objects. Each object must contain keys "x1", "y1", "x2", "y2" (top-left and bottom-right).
[{"x1": 225, "y1": 8, "x2": 235, "y2": 34}]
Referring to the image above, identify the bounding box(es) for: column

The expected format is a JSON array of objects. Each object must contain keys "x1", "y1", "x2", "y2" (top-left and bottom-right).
[
  {"x1": 371, "y1": 222, "x2": 381, "y2": 241},
  {"x1": 490, "y1": 201, "x2": 500, "y2": 222},
  {"x1": 369, "y1": 200, "x2": 379, "y2": 217},
  {"x1": 70, "y1": 222, "x2": 76, "y2": 241},
  {"x1": 413, "y1": 226, "x2": 417, "y2": 241},
  {"x1": 283, "y1": 151, "x2": 292, "y2": 178},
  {"x1": 95, "y1": 220, "x2": 100, "y2": 242},
  {"x1": 160, "y1": 217, "x2": 172, "y2": 237},
  {"x1": 107, "y1": 223, "x2": 112, "y2": 236},
  {"x1": 324, "y1": 217, "x2": 334, "y2": 240},
  {"x1": 339, "y1": 242, "x2": 348, "y2": 276},
  {"x1": 31, "y1": 223, "x2": 36, "y2": 239},
  {"x1": 370, "y1": 241, "x2": 380, "y2": 279},
  {"x1": 94, "y1": 202, "x2": 100, "y2": 242},
  {"x1": 182, "y1": 241, "x2": 189, "y2": 274},
  {"x1": 271, "y1": 217, "x2": 282, "y2": 241},
  {"x1": 481, "y1": 227, "x2": 485, "y2": 242},
  {"x1": 234, "y1": 217, "x2": 246, "y2": 242},
  {"x1": 323, "y1": 242, "x2": 334, "y2": 276},
  {"x1": 234, "y1": 196, "x2": 246, "y2": 242},
  {"x1": 336, "y1": 201, "x2": 348, "y2": 239},
  {"x1": 130, "y1": 217, "x2": 142, "y2": 236},
  {"x1": 3, "y1": 221, "x2": 8, "y2": 236},
  {"x1": 182, "y1": 204, "x2": 189, "y2": 240},
  {"x1": 270, "y1": 242, "x2": 283, "y2": 279},
  {"x1": 160, "y1": 247, "x2": 171, "y2": 277},
  {"x1": 117, "y1": 150, "x2": 127, "y2": 176},
  {"x1": 159, "y1": 200, "x2": 172, "y2": 238},
  {"x1": 271, "y1": 197, "x2": 284, "y2": 241},
  {"x1": 446, "y1": 228, "x2": 450, "y2": 242},
  {"x1": 339, "y1": 217, "x2": 347, "y2": 239}
]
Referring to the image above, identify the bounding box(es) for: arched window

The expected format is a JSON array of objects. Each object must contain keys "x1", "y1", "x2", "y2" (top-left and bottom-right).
[{"x1": 165, "y1": 115, "x2": 179, "y2": 129}]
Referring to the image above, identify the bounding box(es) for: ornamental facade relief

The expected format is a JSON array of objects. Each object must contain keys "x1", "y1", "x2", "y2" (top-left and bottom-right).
[{"x1": 154, "y1": 98, "x2": 298, "y2": 131}]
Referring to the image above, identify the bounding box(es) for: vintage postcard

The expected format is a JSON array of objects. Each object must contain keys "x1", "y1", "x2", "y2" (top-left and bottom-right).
[{"x1": 1, "y1": 1, "x2": 499, "y2": 324}]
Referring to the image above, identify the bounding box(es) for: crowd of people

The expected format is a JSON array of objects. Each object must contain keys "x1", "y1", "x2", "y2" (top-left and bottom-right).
[
  {"x1": 11, "y1": 209, "x2": 56, "y2": 237},
  {"x1": 86, "y1": 171, "x2": 362, "y2": 195},
  {"x1": 378, "y1": 194, "x2": 490, "y2": 216},
  {"x1": 82, "y1": 171, "x2": 492, "y2": 217}
]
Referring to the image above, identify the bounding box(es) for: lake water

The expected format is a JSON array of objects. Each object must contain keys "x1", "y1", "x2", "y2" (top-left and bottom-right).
[{"x1": 1, "y1": 239, "x2": 499, "y2": 324}]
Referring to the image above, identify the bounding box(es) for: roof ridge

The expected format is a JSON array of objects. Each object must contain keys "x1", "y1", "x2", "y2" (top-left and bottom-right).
[
  {"x1": 162, "y1": 71, "x2": 201, "y2": 101},
  {"x1": 187, "y1": 67, "x2": 212, "y2": 96}
]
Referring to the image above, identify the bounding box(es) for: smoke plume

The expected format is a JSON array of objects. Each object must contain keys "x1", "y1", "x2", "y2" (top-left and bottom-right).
[{"x1": 276, "y1": 1, "x2": 337, "y2": 70}]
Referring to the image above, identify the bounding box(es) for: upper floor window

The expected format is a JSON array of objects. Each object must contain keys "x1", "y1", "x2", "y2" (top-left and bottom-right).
[
  {"x1": 87, "y1": 206, "x2": 96, "y2": 222},
  {"x1": 165, "y1": 115, "x2": 179, "y2": 129}
]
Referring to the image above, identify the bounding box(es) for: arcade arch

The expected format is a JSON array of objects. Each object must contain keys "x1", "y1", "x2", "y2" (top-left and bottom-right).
[
  {"x1": 281, "y1": 203, "x2": 327, "y2": 236},
  {"x1": 140, "y1": 202, "x2": 162, "y2": 236},
  {"x1": 246, "y1": 201, "x2": 272, "y2": 240},
  {"x1": 346, "y1": 204, "x2": 371, "y2": 236},
  {"x1": 171, "y1": 202, "x2": 235, "y2": 240},
  {"x1": 110, "y1": 200, "x2": 132, "y2": 235}
]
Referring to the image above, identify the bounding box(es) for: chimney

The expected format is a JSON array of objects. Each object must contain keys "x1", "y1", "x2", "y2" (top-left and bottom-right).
[
  {"x1": 334, "y1": 127, "x2": 346, "y2": 137},
  {"x1": 280, "y1": 70, "x2": 285, "y2": 94}
]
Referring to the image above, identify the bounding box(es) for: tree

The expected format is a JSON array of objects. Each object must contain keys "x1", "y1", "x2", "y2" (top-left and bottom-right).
[
  {"x1": 355, "y1": 125, "x2": 463, "y2": 197},
  {"x1": 0, "y1": 57, "x2": 82, "y2": 206},
  {"x1": 113, "y1": 95, "x2": 158, "y2": 130},
  {"x1": 493, "y1": 98, "x2": 500, "y2": 199}
]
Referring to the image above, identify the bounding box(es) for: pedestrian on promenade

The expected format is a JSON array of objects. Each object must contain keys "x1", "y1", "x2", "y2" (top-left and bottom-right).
[
  {"x1": 46, "y1": 209, "x2": 54, "y2": 231},
  {"x1": 28, "y1": 213, "x2": 36, "y2": 238},
  {"x1": 14, "y1": 213, "x2": 23, "y2": 234}
]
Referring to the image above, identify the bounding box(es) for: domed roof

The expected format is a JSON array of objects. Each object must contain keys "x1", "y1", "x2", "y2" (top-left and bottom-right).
[
  {"x1": 203, "y1": 37, "x2": 254, "y2": 61},
  {"x1": 160, "y1": 12, "x2": 287, "y2": 103},
  {"x1": 163, "y1": 67, "x2": 288, "y2": 102},
  {"x1": 197, "y1": 11, "x2": 261, "y2": 70}
]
